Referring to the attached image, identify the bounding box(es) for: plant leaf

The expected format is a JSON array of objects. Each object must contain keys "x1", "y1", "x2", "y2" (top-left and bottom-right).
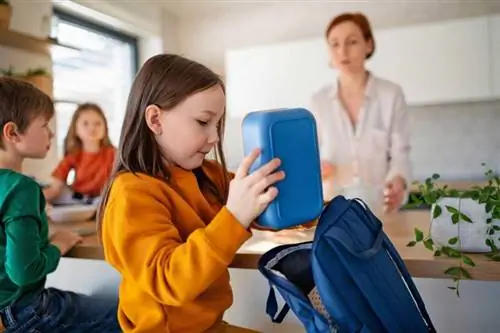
[
  {"x1": 414, "y1": 228, "x2": 424, "y2": 242},
  {"x1": 444, "y1": 266, "x2": 462, "y2": 278},
  {"x1": 406, "y1": 241, "x2": 417, "y2": 247},
  {"x1": 446, "y1": 205, "x2": 459, "y2": 214},
  {"x1": 423, "y1": 239, "x2": 434, "y2": 251},
  {"x1": 462, "y1": 255, "x2": 475, "y2": 267},
  {"x1": 433, "y1": 205, "x2": 442, "y2": 219},
  {"x1": 486, "y1": 202, "x2": 494, "y2": 213},
  {"x1": 460, "y1": 267, "x2": 472, "y2": 279},
  {"x1": 434, "y1": 250, "x2": 442, "y2": 257},
  {"x1": 460, "y1": 213, "x2": 472, "y2": 223},
  {"x1": 485, "y1": 253, "x2": 500, "y2": 261},
  {"x1": 448, "y1": 237, "x2": 459, "y2": 245},
  {"x1": 451, "y1": 214, "x2": 459, "y2": 224}
]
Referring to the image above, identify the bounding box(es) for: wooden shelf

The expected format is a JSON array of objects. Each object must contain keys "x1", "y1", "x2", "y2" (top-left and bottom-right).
[
  {"x1": 0, "y1": 29, "x2": 50, "y2": 56},
  {"x1": 0, "y1": 29, "x2": 80, "y2": 56}
]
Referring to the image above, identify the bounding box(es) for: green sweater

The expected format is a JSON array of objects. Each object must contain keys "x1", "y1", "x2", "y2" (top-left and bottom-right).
[{"x1": 0, "y1": 169, "x2": 60, "y2": 308}]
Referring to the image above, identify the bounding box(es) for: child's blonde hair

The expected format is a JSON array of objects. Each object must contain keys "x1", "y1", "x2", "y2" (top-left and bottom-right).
[
  {"x1": 63, "y1": 103, "x2": 113, "y2": 156},
  {"x1": 96, "y1": 54, "x2": 228, "y2": 239}
]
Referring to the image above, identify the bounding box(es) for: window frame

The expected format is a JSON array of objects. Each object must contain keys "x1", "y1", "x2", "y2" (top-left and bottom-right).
[{"x1": 52, "y1": 7, "x2": 140, "y2": 75}]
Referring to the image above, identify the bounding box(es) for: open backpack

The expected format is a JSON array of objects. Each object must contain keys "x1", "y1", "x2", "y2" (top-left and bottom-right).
[{"x1": 258, "y1": 196, "x2": 437, "y2": 333}]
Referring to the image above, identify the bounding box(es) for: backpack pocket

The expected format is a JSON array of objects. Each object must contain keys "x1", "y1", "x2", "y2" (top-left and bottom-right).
[{"x1": 258, "y1": 242, "x2": 338, "y2": 333}]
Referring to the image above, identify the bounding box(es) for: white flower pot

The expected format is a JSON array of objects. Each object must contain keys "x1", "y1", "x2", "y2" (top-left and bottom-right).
[{"x1": 430, "y1": 197, "x2": 500, "y2": 253}]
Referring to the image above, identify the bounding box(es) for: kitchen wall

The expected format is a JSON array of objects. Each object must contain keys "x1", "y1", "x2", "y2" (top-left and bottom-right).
[
  {"x1": 0, "y1": 0, "x2": 57, "y2": 181},
  {"x1": 172, "y1": 1, "x2": 500, "y2": 74},
  {"x1": 410, "y1": 100, "x2": 500, "y2": 181}
]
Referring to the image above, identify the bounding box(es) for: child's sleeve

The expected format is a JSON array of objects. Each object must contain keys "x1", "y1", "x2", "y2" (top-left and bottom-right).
[
  {"x1": 103, "y1": 181, "x2": 252, "y2": 306},
  {"x1": 51, "y1": 155, "x2": 75, "y2": 182},
  {"x1": 4, "y1": 179, "x2": 61, "y2": 286}
]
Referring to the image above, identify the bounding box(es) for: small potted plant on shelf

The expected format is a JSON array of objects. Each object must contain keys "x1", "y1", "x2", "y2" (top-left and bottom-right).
[
  {"x1": 0, "y1": 0, "x2": 11, "y2": 30},
  {"x1": 0, "y1": 66, "x2": 53, "y2": 97},
  {"x1": 405, "y1": 164, "x2": 500, "y2": 297},
  {"x1": 0, "y1": 65, "x2": 19, "y2": 77},
  {"x1": 22, "y1": 67, "x2": 53, "y2": 96}
]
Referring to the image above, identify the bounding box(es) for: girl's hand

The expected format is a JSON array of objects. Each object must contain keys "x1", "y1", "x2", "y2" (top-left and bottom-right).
[
  {"x1": 226, "y1": 149, "x2": 285, "y2": 228},
  {"x1": 383, "y1": 175, "x2": 406, "y2": 213}
]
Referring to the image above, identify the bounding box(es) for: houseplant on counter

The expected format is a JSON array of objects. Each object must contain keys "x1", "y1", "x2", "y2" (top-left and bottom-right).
[
  {"x1": 405, "y1": 164, "x2": 500, "y2": 297},
  {"x1": 0, "y1": 0, "x2": 11, "y2": 30}
]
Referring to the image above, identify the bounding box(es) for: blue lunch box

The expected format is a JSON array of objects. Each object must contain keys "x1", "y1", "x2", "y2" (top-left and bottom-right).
[{"x1": 241, "y1": 108, "x2": 324, "y2": 229}]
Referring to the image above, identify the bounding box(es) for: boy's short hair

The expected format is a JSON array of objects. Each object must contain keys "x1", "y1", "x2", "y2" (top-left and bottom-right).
[{"x1": 0, "y1": 77, "x2": 54, "y2": 149}]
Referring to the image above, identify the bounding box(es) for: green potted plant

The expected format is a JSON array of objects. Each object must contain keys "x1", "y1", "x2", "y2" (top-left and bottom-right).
[
  {"x1": 0, "y1": 0, "x2": 11, "y2": 30},
  {"x1": 22, "y1": 67, "x2": 53, "y2": 97},
  {"x1": 406, "y1": 164, "x2": 500, "y2": 296},
  {"x1": 0, "y1": 66, "x2": 53, "y2": 97},
  {"x1": 0, "y1": 65, "x2": 19, "y2": 77}
]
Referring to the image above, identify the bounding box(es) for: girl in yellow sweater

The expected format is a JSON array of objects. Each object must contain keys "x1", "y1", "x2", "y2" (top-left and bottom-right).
[{"x1": 97, "y1": 54, "x2": 285, "y2": 333}]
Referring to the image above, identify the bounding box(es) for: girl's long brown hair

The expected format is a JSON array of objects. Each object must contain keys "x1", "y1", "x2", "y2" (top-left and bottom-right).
[
  {"x1": 64, "y1": 103, "x2": 113, "y2": 156},
  {"x1": 96, "y1": 54, "x2": 228, "y2": 240}
]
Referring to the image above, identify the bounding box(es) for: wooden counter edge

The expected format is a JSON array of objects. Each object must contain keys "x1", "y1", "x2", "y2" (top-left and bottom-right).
[{"x1": 64, "y1": 243, "x2": 500, "y2": 282}]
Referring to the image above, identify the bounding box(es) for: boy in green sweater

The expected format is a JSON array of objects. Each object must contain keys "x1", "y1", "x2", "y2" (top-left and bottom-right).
[{"x1": 0, "y1": 77, "x2": 121, "y2": 332}]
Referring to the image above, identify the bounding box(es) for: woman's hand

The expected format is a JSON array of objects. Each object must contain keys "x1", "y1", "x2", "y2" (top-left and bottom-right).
[
  {"x1": 226, "y1": 149, "x2": 285, "y2": 228},
  {"x1": 320, "y1": 161, "x2": 336, "y2": 179},
  {"x1": 384, "y1": 175, "x2": 406, "y2": 213}
]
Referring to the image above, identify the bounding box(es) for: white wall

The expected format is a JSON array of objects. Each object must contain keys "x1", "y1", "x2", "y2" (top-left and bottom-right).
[{"x1": 171, "y1": 1, "x2": 500, "y2": 73}]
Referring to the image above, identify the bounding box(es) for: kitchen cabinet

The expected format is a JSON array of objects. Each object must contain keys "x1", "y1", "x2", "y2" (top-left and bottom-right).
[
  {"x1": 367, "y1": 16, "x2": 491, "y2": 105},
  {"x1": 226, "y1": 15, "x2": 496, "y2": 116},
  {"x1": 490, "y1": 15, "x2": 500, "y2": 98}
]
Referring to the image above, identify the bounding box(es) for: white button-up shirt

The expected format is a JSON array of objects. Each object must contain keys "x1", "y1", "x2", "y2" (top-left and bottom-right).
[{"x1": 309, "y1": 74, "x2": 412, "y2": 202}]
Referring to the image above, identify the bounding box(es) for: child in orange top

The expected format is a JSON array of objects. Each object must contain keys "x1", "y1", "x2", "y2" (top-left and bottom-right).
[
  {"x1": 97, "y1": 54, "x2": 286, "y2": 333},
  {"x1": 43, "y1": 103, "x2": 116, "y2": 204}
]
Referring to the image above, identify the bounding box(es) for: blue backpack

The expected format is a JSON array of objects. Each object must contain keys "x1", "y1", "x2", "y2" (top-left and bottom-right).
[{"x1": 258, "y1": 196, "x2": 436, "y2": 333}]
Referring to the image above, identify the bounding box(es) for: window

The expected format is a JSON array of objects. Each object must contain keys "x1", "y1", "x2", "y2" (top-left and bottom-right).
[{"x1": 51, "y1": 9, "x2": 139, "y2": 156}]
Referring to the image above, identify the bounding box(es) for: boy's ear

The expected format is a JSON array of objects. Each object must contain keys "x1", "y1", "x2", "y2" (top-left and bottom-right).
[
  {"x1": 144, "y1": 105, "x2": 163, "y2": 135},
  {"x1": 2, "y1": 122, "x2": 20, "y2": 144}
]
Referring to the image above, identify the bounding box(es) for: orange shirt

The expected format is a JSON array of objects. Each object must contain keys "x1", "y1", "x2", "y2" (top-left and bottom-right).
[
  {"x1": 52, "y1": 146, "x2": 116, "y2": 197},
  {"x1": 101, "y1": 160, "x2": 252, "y2": 333}
]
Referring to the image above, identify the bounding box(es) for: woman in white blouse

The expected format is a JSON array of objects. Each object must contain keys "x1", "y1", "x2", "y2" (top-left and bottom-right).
[{"x1": 310, "y1": 12, "x2": 411, "y2": 213}]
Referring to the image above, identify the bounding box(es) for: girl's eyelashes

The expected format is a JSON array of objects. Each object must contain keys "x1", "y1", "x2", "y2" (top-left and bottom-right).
[{"x1": 197, "y1": 120, "x2": 209, "y2": 126}]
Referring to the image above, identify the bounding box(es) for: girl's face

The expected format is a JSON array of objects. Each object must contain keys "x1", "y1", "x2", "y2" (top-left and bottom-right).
[
  {"x1": 145, "y1": 85, "x2": 225, "y2": 170},
  {"x1": 327, "y1": 20, "x2": 373, "y2": 75},
  {"x1": 75, "y1": 109, "x2": 106, "y2": 144}
]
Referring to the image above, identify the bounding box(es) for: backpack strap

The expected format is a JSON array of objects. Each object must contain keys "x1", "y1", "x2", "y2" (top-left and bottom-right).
[
  {"x1": 383, "y1": 235, "x2": 437, "y2": 333},
  {"x1": 266, "y1": 284, "x2": 290, "y2": 323},
  {"x1": 327, "y1": 226, "x2": 384, "y2": 260}
]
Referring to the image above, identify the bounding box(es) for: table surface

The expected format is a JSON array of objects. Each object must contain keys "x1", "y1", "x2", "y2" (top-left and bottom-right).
[{"x1": 56, "y1": 207, "x2": 500, "y2": 281}]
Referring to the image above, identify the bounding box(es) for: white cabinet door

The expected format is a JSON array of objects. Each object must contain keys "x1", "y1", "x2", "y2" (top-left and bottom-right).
[
  {"x1": 225, "y1": 38, "x2": 336, "y2": 117},
  {"x1": 490, "y1": 15, "x2": 500, "y2": 98},
  {"x1": 367, "y1": 17, "x2": 491, "y2": 105}
]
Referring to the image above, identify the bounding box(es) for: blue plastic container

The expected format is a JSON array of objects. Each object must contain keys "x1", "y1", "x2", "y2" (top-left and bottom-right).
[{"x1": 241, "y1": 108, "x2": 324, "y2": 229}]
